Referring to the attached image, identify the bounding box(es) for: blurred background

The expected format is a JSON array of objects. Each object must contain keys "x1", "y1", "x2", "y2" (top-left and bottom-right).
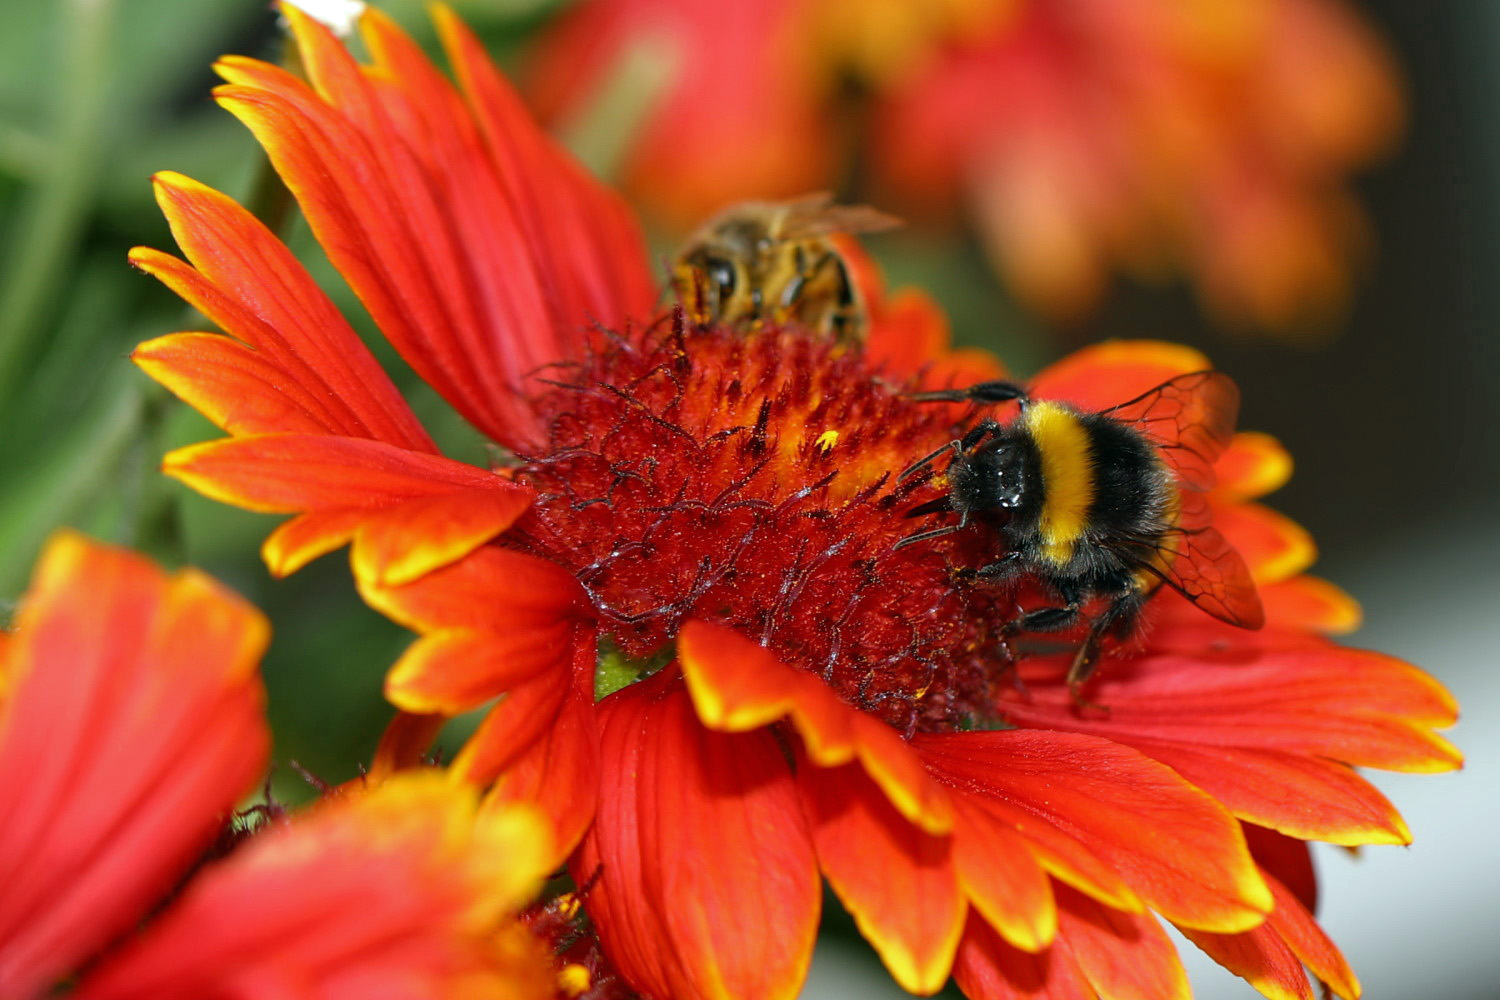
[{"x1": 0, "y1": 0, "x2": 1491, "y2": 997}]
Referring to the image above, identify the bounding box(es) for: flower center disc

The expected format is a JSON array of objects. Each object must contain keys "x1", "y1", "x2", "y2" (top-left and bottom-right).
[{"x1": 511, "y1": 318, "x2": 1001, "y2": 731}]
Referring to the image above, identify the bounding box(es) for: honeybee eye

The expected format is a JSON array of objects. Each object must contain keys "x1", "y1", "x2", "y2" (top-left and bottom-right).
[{"x1": 704, "y1": 256, "x2": 737, "y2": 297}]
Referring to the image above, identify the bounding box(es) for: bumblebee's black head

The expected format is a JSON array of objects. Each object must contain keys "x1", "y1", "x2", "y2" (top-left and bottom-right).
[{"x1": 947, "y1": 433, "x2": 1040, "y2": 521}]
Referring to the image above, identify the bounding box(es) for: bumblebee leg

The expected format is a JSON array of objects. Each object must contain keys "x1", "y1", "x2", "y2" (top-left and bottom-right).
[
  {"x1": 1002, "y1": 603, "x2": 1083, "y2": 635},
  {"x1": 1065, "y1": 592, "x2": 1145, "y2": 709},
  {"x1": 909, "y1": 380, "x2": 1029, "y2": 407},
  {"x1": 971, "y1": 551, "x2": 1026, "y2": 582}
]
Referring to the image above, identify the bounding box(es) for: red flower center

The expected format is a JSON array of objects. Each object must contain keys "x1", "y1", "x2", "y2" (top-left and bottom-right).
[{"x1": 510, "y1": 317, "x2": 1000, "y2": 732}]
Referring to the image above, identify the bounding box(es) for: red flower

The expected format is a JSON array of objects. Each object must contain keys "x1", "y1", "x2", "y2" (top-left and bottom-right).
[
  {"x1": 0, "y1": 531, "x2": 564, "y2": 999},
  {"x1": 131, "y1": 8, "x2": 1457, "y2": 1000},
  {"x1": 528, "y1": 0, "x2": 1403, "y2": 332}
]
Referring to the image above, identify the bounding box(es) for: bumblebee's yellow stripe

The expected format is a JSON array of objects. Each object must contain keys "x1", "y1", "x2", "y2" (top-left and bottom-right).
[{"x1": 1024, "y1": 402, "x2": 1094, "y2": 565}]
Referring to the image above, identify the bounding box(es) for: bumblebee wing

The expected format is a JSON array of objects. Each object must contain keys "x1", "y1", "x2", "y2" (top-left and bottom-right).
[
  {"x1": 1097, "y1": 371, "x2": 1239, "y2": 491},
  {"x1": 1126, "y1": 491, "x2": 1265, "y2": 629}
]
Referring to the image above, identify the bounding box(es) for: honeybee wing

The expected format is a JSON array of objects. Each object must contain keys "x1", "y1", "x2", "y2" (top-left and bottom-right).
[
  {"x1": 776, "y1": 193, "x2": 903, "y2": 241},
  {"x1": 1096, "y1": 371, "x2": 1239, "y2": 492},
  {"x1": 1127, "y1": 490, "x2": 1266, "y2": 629}
]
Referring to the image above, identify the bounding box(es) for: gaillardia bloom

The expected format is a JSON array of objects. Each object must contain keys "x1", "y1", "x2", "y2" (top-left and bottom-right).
[
  {"x1": 528, "y1": 0, "x2": 1403, "y2": 331},
  {"x1": 132, "y1": 7, "x2": 1457, "y2": 1000},
  {"x1": 0, "y1": 532, "x2": 564, "y2": 999}
]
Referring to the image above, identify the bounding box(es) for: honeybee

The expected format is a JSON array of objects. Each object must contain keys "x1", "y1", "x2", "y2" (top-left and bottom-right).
[
  {"x1": 896, "y1": 372, "x2": 1264, "y2": 697},
  {"x1": 671, "y1": 193, "x2": 899, "y2": 344}
]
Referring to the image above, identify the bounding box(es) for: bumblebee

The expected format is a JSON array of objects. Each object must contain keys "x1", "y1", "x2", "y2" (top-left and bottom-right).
[
  {"x1": 671, "y1": 193, "x2": 899, "y2": 344},
  {"x1": 896, "y1": 372, "x2": 1264, "y2": 696}
]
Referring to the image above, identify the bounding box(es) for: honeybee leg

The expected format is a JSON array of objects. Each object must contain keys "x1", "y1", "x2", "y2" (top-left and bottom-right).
[
  {"x1": 909, "y1": 380, "x2": 1029, "y2": 407},
  {"x1": 1065, "y1": 592, "x2": 1145, "y2": 708}
]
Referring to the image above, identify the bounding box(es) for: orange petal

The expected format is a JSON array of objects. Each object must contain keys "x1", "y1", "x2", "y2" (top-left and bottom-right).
[
  {"x1": 448, "y1": 667, "x2": 571, "y2": 787},
  {"x1": 165, "y1": 433, "x2": 533, "y2": 584},
  {"x1": 429, "y1": 6, "x2": 657, "y2": 345},
  {"x1": 800, "y1": 761, "x2": 965, "y2": 994},
  {"x1": 0, "y1": 532, "x2": 269, "y2": 999},
  {"x1": 573, "y1": 671, "x2": 819, "y2": 1000},
  {"x1": 357, "y1": 545, "x2": 584, "y2": 635},
  {"x1": 1213, "y1": 501, "x2": 1317, "y2": 584},
  {"x1": 1179, "y1": 916, "x2": 1313, "y2": 1000},
  {"x1": 1005, "y1": 628, "x2": 1462, "y2": 776},
  {"x1": 384, "y1": 621, "x2": 573, "y2": 715},
  {"x1": 1181, "y1": 870, "x2": 1360, "y2": 1000},
  {"x1": 485, "y1": 650, "x2": 601, "y2": 870},
  {"x1": 916, "y1": 730, "x2": 1272, "y2": 933},
  {"x1": 1243, "y1": 825, "x2": 1317, "y2": 914},
  {"x1": 1213, "y1": 432, "x2": 1294, "y2": 502},
  {"x1": 1054, "y1": 887, "x2": 1191, "y2": 1000},
  {"x1": 1030, "y1": 341, "x2": 1212, "y2": 412},
  {"x1": 134, "y1": 332, "x2": 351, "y2": 438},
  {"x1": 949, "y1": 794, "x2": 1057, "y2": 953},
  {"x1": 1259, "y1": 575, "x2": 1363, "y2": 634},
  {"x1": 953, "y1": 911, "x2": 1093, "y2": 1000},
  {"x1": 131, "y1": 173, "x2": 433, "y2": 451},
  {"x1": 72, "y1": 774, "x2": 557, "y2": 1000},
  {"x1": 678, "y1": 619, "x2": 951, "y2": 834},
  {"x1": 1260, "y1": 870, "x2": 1360, "y2": 1000}
]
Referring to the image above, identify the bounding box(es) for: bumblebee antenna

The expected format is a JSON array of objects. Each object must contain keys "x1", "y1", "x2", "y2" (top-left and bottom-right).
[
  {"x1": 893, "y1": 523, "x2": 965, "y2": 551},
  {"x1": 898, "y1": 440, "x2": 957, "y2": 483}
]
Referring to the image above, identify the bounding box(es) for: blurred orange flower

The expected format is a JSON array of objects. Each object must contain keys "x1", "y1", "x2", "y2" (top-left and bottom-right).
[
  {"x1": 129, "y1": 7, "x2": 1454, "y2": 1000},
  {"x1": 0, "y1": 532, "x2": 559, "y2": 999},
  {"x1": 530, "y1": 0, "x2": 1403, "y2": 331}
]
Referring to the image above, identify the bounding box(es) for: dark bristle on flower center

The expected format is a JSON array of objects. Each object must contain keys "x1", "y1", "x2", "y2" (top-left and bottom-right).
[{"x1": 506, "y1": 316, "x2": 1008, "y2": 733}]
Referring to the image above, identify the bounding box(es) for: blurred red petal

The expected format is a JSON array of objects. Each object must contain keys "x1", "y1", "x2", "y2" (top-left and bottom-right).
[
  {"x1": 574, "y1": 671, "x2": 819, "y2": 1000},
  {"x1": 916, "y1": 730, "x2": 1272, "y2": 933},
  {"x1": 130, "y1": 174, "x2": 433, "y2": 451},
  {"x1": 678, "y1": 619, "x2": 951, "y2": 834},
  {"x1": 72, "y1": 775, "x2": 556, "y2": 1000},
  {"x1": 1029, "y1": 341, "x2": 1211, "y2": 412},
  {"x1": 865, "y1": 286, "x2": 1007, "y2": 389},
  {"x1": 1258, "y1": 575, "x2": 1363, "y2": 634},
  {"x1": 1213, "y1": 432, "x2": 1294, "y2": 502},
  {"x1": 0, "y1": 533, "x2": 269, "y2": 999},
  {"x1": 165, "y1": 434, "x2": 532, "y2": 584},
  {"x1": 526, "y1": 0, "x2": 833, "y2": 228},
  {"x1": 800, "y1": 760, "x2": 965, "y2": 994}
]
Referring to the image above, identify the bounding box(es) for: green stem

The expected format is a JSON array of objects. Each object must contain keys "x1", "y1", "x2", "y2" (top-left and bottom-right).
[{"x1": 0, "y1": 0, "x2": 119, "y2": 404}]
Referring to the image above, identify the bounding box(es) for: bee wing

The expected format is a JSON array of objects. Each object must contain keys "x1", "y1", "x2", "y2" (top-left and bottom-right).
[
  {"x1": 1097, "y1": 371, "x2": 1239, "y2": 491},
  {"x1": 1131, "y1": 491, "x2": 1265, "y2": 629},
  {"x1": 779, "y1": 197, "x2": 903, "y2": 240}
]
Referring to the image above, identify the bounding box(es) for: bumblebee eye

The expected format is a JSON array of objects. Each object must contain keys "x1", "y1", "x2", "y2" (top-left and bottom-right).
[{"x1": 704, "y1": 256, "x2": 737, "y2": 297}]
